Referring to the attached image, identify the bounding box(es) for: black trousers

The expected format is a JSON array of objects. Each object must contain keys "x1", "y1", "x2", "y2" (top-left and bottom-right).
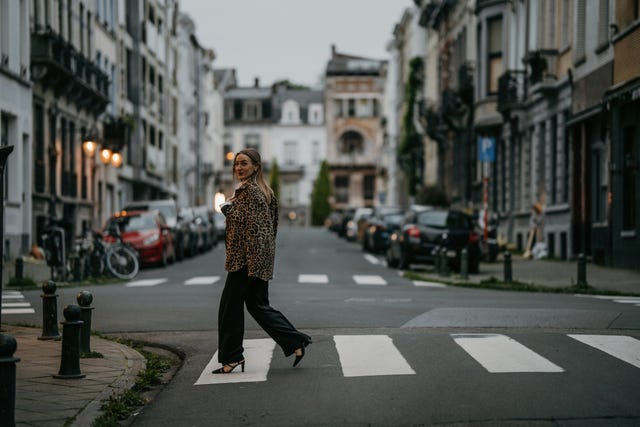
[{"x1": 217, "y1": 267, "x2": 311, "y2": 364}]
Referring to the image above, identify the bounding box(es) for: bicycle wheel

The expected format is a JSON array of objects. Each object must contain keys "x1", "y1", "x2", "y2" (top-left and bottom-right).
[{"x1": 105, "y1": 245, "x2": 139, "y2": 280}]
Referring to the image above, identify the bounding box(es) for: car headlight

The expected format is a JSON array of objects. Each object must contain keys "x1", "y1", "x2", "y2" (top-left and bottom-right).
[{"x1": 143, "y1": 232, "x2": 160, "y2": 245}]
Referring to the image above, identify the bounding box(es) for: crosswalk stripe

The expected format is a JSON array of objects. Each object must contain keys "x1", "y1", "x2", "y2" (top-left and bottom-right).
[
  {"x1": 125, "y1": 278, "x2": 168, "y2": 287},
  {"x1": 334, "y1": 335, "x2": 415, "y2": 377},
  {"x1": 364, "y1": 254, "x2": 381, "y2": 265},
  {"x1": 2, "y1": 292, "x2": 35, "y2": 314},
  {"x1": 353, "y1": 275, "x2": 387, "y2": 286},
  {"x1": 568, "y1": 334, "x2": 640, "y2": 369},
  {"x1": 195, "y1": 339, "x2": 276, "y2": 385},
  {"x1": 2, "y1": 302, "x2": 31, "y2": 307},
  {"x1": 412, "y1": 280, "x2": 446, "y2": 288},
  {"x1": 184, "y1": 276, "x2": 220, "y2": 286},
  {"x1": 2, "y1": 294, "x2": 24, "y2": 300},
  {"x1": 298, "y1": 274, "x2": 329, "y2": 284},
  {"x1": 3, "y1": 308, "x2": 35, "y2": 314},
  {"x1": 452, "y1": 333, "x2": 564, "y2": 373}
]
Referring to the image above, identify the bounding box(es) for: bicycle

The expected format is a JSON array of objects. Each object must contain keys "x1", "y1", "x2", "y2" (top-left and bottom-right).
[{"x1": 89, "y1": 224, "x2": 140, "y2": 280}]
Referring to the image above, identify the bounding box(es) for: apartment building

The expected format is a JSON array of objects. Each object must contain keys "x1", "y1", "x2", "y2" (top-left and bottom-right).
[
  {"x1": 325, "y1": 45, "x2": 387, "y2": 210},
  {"x1": 0, "y1": 0, "x2": 32, "y2": 259}
]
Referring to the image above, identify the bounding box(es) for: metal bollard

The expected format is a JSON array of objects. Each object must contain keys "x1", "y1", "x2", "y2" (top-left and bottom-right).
[
  {"x1": 39, "y1": 280, "x2": 60, "y2": 340},
  {"x1": 460, "y1": 248, "x2": 469, "y2": 279},
  {"x1": 439, "y1": 247, "x2": 449, "y2": 277},
  {"x1": 54, "y1": 305, "x2": 85, "y2": 379},
  {"x1": 503, "y1": 251, "x2": 512, "y2": 282},
  {"x1": 433, "y1": 246, "x2": 441, "y2": 274},
  {"x1": 0, "y1": 333, "x2": 20, "y2": 427},
  {"x1": 76, "y1": 291, "x2": 94, "y2": 353},
  {"x1": 577, "y1": 253, "x2": 587, "y2": 287},
  {"x1": 14, "y1": 257, "x2": 23, "y2": 280}
]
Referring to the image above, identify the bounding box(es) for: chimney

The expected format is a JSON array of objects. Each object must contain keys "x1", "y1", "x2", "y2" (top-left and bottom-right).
[
  {"x1": 254, "y1": 77, "x2": 259, "y2": 88},
  {"x1": 331, "y1": 44, "x2": 336, "y2": 58}
]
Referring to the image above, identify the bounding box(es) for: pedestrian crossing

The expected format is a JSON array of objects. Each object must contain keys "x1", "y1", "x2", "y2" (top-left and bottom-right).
[
  {"x1": 1, "y1": 291, "x2": 35, "y2": 315},
  {"x1": 578, "y1": 295, "x2": 640, "y2": 307},
  {"x1": 194, "y1": 333, "x2": 640, "y2": 385}
]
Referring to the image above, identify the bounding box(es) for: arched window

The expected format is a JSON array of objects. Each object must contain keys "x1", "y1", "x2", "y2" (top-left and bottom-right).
[{"x1": 339, "y1": 130, "x2": 364, "y2": 154}]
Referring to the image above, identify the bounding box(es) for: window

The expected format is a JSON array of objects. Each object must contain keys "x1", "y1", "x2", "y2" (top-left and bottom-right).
[
  {"x1": 339, "y1": 130, "x2": 364, "y2": 155},
  {"x1": 243, "y1": 101, "x2": 261, "y2": 120},
  {"x1": 34, "y1": 104, "x2": 46, "y2": 193},
  {"x1": 0, "y1": 113, "x2": 9, "y2": 197},
  {"x1": 312, "y1": 141, "x2": 320, "y2": 165},
  {"x1": 615, "y1": 0, "x2": 640, "y2": 29},
  {"x1": 363, "y1": 175, "x2": 375, "y2": 201},
  {"x1": 560, "y1": 0, "x2": 571, "y2": 49},
  {"x1": 244, "y1": 134, "x2": 260, "y2": 152},
  {"x1": 574, "y1": 0, "x2": 586, "y2": 63},
  {"x1": 334, "y1": 175, "x2": 349, "y2": 204},
  {"x1": 223, "y1": 133, "x2": 233, "y2": 166},
  {"x1": 597, "y1": 0, "x2": 610, "y2": 49},
  {"x1": 0, "y1": 1, "x2": 9, "y2": 66},
  {"x1": 348, "y1": 99, "x2": 356, "y2": 117},
  {"x1": 284, "y1": 141, "x2": 297, "y2": 166},
  {"x1": 487, "y1": 16, "x2": 503, "y2": 94},
  {"x1": 550, "y1": 116, "x2": 558, "y2": 204},
  {"x1": 563, "y1": 111, "x2": 570, "y2": 203},
  {"x1": 593, "y1": 146, "x2": 607, "y2": 223}
]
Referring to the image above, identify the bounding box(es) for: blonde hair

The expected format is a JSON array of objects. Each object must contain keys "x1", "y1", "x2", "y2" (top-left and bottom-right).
[{"x1": 233, "y1": 148, "x2": 273, "y2": 204}]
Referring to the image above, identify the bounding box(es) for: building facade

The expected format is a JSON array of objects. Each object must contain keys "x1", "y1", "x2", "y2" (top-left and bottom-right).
[
  {"x1": 0, "y1": 0, "x2": 32, "y2": 259},
  {"x1": 324, "y1": 45, "x2": 387, "y2": 210}
]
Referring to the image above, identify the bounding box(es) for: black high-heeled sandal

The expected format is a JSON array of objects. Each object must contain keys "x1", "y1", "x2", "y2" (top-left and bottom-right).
[
  {"x1": 212, "y1": 360, "x2": 245, "y2": 374},
  {"x1": 293, "y1": 342, "x2": 310, "y2": 367}
]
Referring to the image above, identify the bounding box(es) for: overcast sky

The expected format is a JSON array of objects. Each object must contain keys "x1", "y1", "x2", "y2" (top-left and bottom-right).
[{"x1": 180, "y1": 0, "x2": 413, "y2": 88}]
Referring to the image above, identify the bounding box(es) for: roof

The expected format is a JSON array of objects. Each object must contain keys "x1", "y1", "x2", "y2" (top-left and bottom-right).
[
  {"x1": 224, "y1": 86, "x2": 272, "y2": 100},
  {"x1": 326, "y1": 50, "x2": 387, "y2": 76}
]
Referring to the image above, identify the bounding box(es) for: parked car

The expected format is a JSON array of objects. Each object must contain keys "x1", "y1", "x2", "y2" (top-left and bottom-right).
[
  {"x1": 386, "y1": 207, "x2": 480, "y2": 273},
  {"x1": 192, "y1": 205, "x2": 217, "y2": 250},
  {"x1": 179, "y1": 207, "x2": 203, "y2": 255},
  {"x1": 345, "y1": 207, "x2": 373, "y2": 242},
  {"x1": 362, "y1": 207, "x2": 404, "y2": 253},
  {"x1": 213, "y1": 212, "x2": 226, "y2": 241},
  {"x1": 123, "y1": 199, "x2": 191, "y2": 261},
  {"x1": 105, "y1": 210, "x2": 175, "y2": 267}
]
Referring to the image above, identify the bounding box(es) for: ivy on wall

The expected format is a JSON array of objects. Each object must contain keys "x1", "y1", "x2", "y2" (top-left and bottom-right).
[{"x1": 398, "y1": 57, "x2": 424, "y2": 196}]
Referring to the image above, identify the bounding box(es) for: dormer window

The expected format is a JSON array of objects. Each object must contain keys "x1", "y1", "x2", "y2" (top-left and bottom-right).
[
  {"x1": 244, "y1": 101, "x2": 262, "y2": 120},
  {"x1": 281, "y1": 99, "x2": 300, "y2": 124},
  {"x1": 308, "y1": 103, "x2": 324, "y2": 125}
]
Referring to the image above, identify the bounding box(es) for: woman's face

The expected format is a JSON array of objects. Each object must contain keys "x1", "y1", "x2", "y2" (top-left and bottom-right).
[{"x1": 234, "y1": 153, "x2": 258, "y2": 181}]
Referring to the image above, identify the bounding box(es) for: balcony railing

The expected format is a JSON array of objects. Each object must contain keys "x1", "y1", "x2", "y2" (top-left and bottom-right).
[
  {"x1": 31, "y1": 30, "x2": 110, "y2": 115},
  {"x1": 497, "y1": 69, "x2": 526, "y2": 116}
]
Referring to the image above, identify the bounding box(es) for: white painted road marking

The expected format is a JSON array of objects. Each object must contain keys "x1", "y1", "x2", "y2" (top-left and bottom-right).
[
  {"x1": 452, "y1": 333, "x2": 564, "y2": 373},
  {"x1": 195, "y1": 339, "x2": 276, "y2": 385},
  {"x1": 353, "y1": 275, "x2": 387, "y2": 286},
  {"x1": 334, "y1": 335, "x2": 415, "y2": 377},
  {"x1": 298, "y1": 274, "x2": 329, "y2": 284},
  {"x1": 125, "y1": 278, "x2": 168, "y2": 287},
  {"x1": 413, "y1": 280, "x2": 446, "y2": 288},
  {"x1": 364, "y1": 254, "x2": 381, "y2": 265},
  {"x1": 568, "y1": 334, "x2": 640, "y2": 369},
  {"x1": 2, "y1": 292, "x2": 35, "y2": 314},
  {"x1": 184, "y1": 276, "x2": 220, "y2": 286}
]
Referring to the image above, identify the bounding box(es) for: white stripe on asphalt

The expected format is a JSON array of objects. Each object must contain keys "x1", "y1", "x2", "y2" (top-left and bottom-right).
[
  {"x1": 3, "y1": 308, "x2": 35, "y2": 314},
  {"x1": 195, "y1": 338, "x2": 276, "y2": 385},
  {"x1": 184, "y1": 276, "x2": 220, "y2": 286},
  {"x1": 413, "y1": 280, "x2": 446, "y2": 288},
  {"x1": 568, "y1": 334, "x2": 640, "y2": 369},
  {"x1": 298, "y1": 274, "x2": 329, "y2": 284},
  {"x1": 353, "y1": 275, "x2": 387, "y2": 286},
  {"x1": 452, "y1": 333, "x2": 564, "y2": 373},
  {"x1": 2, "y1": 294, "x2": 24, "y2": 300},
  {"x1": 334, "y1": 335, "x2": 415, "y2": 377},
  {"x1": 125, "y1": 278, "x2": 168, "y2": 287},
  {"x1": 364, "y1": 254, "x2": 381, "y2": 265},
  {"x1": 2, "y1": 302, "x2": 31, "y2": 307}
]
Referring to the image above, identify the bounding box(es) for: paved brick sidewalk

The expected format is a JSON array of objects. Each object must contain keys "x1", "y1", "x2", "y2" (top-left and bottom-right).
[{"x1": 4, "y1": 325, "x2": 145, "y2": 427}]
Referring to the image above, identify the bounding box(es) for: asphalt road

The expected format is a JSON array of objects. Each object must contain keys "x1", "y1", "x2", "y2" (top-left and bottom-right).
[{"x1": 7, "y1": 227, "x2": 640, "y2": 426}]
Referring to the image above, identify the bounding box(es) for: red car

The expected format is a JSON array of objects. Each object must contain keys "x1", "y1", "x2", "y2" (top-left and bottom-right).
[{"x1": 105, "y1": 210, "x2": 175, "y2": 267}]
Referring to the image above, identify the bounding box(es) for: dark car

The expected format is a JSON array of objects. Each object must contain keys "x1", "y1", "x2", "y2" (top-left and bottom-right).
[
  {"x1": 362, "y1": 207, "x2": 404, "y2": 253},
  {"x1": 386, "y1": 208, "x2": 480, "y2": 273},
  {"x1": 193, "y1": 205, "x2": 217, "y2": 251},
  {"x1": 179, "y1": 207, "x2": 202, "y2": 255},
  {"x1": 124, "y1": 199, "x2": 191, "y2": 261},
  {"x1": 213, "y1": 212, "x2": 226, "y2": 241},
  {"x1": 105, "y1": 210, "x2": 175, "y2": 267}
]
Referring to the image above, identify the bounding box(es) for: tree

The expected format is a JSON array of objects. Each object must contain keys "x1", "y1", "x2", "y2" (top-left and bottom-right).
[
  {"x1": 398, "y1": 57, "x2": 425, "y2": 196},
  {"x1": 269, "y1": 159, "x2": 281, "y2": 201},
  {"x1": 310, "y1": 161, "x2": 332, "y2": 226},
  {"x1": 416, "y1": 185, "x2": 449, "y2": 207}
]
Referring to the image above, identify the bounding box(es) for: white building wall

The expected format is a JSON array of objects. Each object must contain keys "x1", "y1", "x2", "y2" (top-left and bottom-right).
[{"x1": 0, "y1": 0, "x2": 32, "y2": 258}]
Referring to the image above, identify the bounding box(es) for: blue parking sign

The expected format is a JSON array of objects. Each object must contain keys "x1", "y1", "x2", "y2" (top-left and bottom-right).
[{"x1": 478, "y1": 136, "x2": 496, "y2": 163}]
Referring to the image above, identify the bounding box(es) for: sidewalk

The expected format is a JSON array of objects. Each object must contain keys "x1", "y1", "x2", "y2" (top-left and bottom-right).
[
  {"x1": 417, "y1": 254, "x2": 640, "y2": 295},
  {"x1": 3, "y1": 325, "x2": 145, "y2": 427}
]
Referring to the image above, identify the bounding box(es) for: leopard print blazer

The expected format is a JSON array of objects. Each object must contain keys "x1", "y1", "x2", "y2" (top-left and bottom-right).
[{"x1": 223, "y1": 181, "x2": 278, "y2": 281}]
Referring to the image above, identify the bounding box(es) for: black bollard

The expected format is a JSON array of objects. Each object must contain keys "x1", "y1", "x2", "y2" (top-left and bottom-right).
[
  {"x1": 0, "y1": 333, "x2": 20, "y2": 427},
  {"x1": 14, "y1": 257, "x2": 23, "y2": 280},
  {"x1": 76, "y1": 291, "x2": 94, "y2": 353},
  {"x1": 577, "y1": 253, "x2": 587, "y2": 287},
  {"x1": 39, "y1": 280, "x2": 60, "y2": 340},
  {"x1": 504, "y1": 251, "x2": 512, "y2": 283},
  {"x1": 460, "y1": 248, "x2": 469, "y2": 279},
  {"x1": 440, "y1": 247, "x2": 449, "y2": 277},
  {"x1": 54, "y1": 305, "x2": 85, "y2": 379}
]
